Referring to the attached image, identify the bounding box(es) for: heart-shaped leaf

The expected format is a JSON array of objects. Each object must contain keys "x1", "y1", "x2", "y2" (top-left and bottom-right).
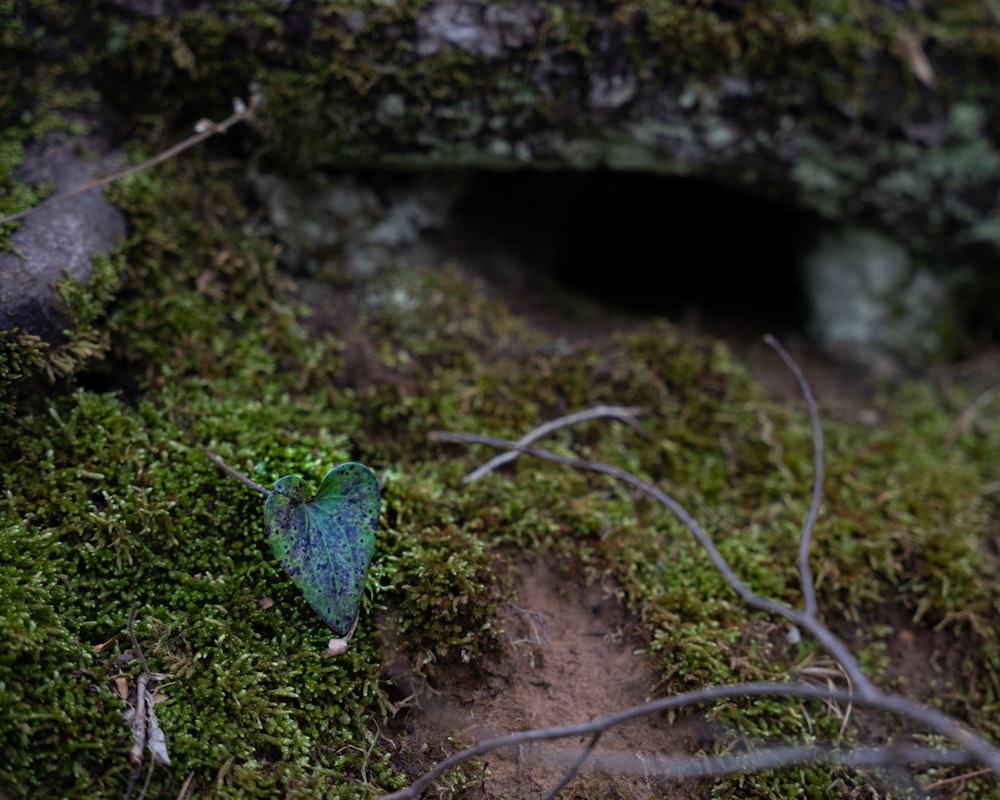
[{"x1": 263, "y1": 462, "x2": 380, "y2": 636}]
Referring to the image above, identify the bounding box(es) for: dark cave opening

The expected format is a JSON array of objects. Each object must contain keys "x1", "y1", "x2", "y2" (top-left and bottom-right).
[{"x1": 447, "y1": 170, "x2": 819, "y2": 338}]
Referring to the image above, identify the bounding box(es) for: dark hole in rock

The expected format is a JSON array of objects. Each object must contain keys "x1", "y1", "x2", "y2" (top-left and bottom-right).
[{"x1": 447, "y1": 170, "x2": 817, "y2": 338}]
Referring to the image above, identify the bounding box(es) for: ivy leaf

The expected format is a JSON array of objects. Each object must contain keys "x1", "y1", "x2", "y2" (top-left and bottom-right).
[{"x1": 263, "y1": 462, "x2": 380, "y2": 636}]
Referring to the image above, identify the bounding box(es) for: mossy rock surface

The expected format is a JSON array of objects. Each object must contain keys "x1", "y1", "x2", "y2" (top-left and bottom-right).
[
  {"x1": 5, "y1": 0, "x2": 1000, "y2": 259},
  {"x1": 1, "y1": 129, "x2": 1000, "y2": 798}
]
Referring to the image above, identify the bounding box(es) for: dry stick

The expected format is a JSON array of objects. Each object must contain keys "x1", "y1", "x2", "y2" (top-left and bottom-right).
[
  {"x1": 379, "y1": 682, "x2": 995, "y2": 800},
  {"x1": 128, "y1": 674, "x2": 150, "y2": 767},
  {"x1": 125, "y1": 605, "x2": 151, "y2": 768},
  {"x1": 508, "y1": 602, "x2": 550, "y2": 645},
  {"x1": 428, "y1": 433, "x2": 1000, "y2": 783},
  {"x1": 947, "y1": 384, "x2": 1000, "y2": 443},
  {"x1": 541, "y1": 732, "x2": 602, "y2": 800},
  {"x1": 203, "y1": 449, "x2": 271, "y2": 496},
  {"x1": 124, "y1": 606, "x2": 152, "y2": 800},
  {"x1": 124, "y1": 606, "x2": 173, "y2": 792},
  {"x1": 435, "y1": 430, "x2": 871, "y2": 696},
  {"x1": 763, "y1": 334, "x2": 824, "y2": 619},
  {"x1": 416, "y1": 334, "x2": 1000, "y2": 797},
  {"x1": 136, "y1": 745, "x2": 157, "y2": 800},
  {"x1": 0, "y1": 90, "x2": 261, "y2": 228},
  {"x1": 925, "y1": 766, "x2": 997, "y2": 790},
  {"x1": 547, "y1": 741, "x2": 973, "y2": 778},
  {"x1": 462, "y1": 405, "x2": 646, "y2": 483},
  {"x1": 127, "y1": 603, "x2": 150, "y2": 674},
  {"x1": 175, "y1": 771, "x2": 197, "y2": 800}
]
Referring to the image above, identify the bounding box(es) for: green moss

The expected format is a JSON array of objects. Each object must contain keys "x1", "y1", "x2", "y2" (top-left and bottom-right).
[
  {"x1": 2, "y1": 129, "x2": 999, "y2": 796},
  {"x1": 3, "y1": 3, "x2": 1000, "y2": 795},
  {"x1": 3, "y1": 204, "x2": 1000, "y2": 798},
  {"x1": 0, "y1": 331, "x2": 48, "y2": 416},
  {"x1": 0, "y1": 252, "x2": 124, "y2": 416}
]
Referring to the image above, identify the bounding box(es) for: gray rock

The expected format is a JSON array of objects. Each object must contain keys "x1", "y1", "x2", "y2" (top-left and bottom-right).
[
  {"x1": 415, "y1": 0, "x2": 543, "y2": 59},
  {"x1": 249, "y1": 171, "x2": 464, "y2": 281},
  {"x1": 802, "y1": 227, "x2": 953, "y2": 365},
  {"x1": 0, "y1": 129, "x2": 127, "y2": 343}
]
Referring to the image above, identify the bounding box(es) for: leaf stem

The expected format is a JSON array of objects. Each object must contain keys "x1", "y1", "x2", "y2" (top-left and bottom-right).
[
  {"x1": 204, "y1": 450, "x2": 271, "y2": 496},
  {"x1": 0, "y1": 90, "x2": 261, "y2": 227}
]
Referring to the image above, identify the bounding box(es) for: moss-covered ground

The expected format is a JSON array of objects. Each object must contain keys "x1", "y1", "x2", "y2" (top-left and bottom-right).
[
  {"x1": 2, "y1": 2, "x2": 1000, "y2": 797},
  {"x1": 1, "y1": 132, "x2": 999, "y2": 798}
]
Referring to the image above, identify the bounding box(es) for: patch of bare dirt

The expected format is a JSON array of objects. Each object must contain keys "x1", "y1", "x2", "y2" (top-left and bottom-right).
[{"x1": 386, "y1": 558, "x2": 704, "y2": 798}]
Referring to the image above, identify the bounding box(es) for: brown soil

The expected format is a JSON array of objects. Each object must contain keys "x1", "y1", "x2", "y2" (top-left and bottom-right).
[{"x1": 386, "y1": 558, "x2": 704, "y2": 798}]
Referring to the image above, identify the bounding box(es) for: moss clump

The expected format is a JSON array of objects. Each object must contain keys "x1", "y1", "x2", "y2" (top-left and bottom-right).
[
  {"x1": 0, "y1": 331, "x2": 48, "y2": 416},
  {"x1": 0, "y1": 388, "x2": 475, "y2": 798},
  {"x1": 0, "y1": 252, "x2": 124, "y2": 417}
]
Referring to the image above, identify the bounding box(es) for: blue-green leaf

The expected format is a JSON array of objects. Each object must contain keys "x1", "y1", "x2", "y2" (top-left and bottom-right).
[{"x1": 263, "y1": 462, "x2": 380, "y2": 636}]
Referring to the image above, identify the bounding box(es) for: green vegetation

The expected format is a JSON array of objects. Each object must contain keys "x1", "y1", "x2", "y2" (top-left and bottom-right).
[
  {"x1": 1, "y1": 138, "x2": 998, "y2": 795},
  {"x1": 263, "y1": 462, "x2": 380, "y2": 638},
  {"x1": 2, "y1": 1, "x2": 1000, "y2": 797}
]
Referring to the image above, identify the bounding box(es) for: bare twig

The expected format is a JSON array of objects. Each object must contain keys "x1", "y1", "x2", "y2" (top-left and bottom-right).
[
  {"x1": 925, "y1": 766, "x2": 997, "y2": 790},
  {"x1": 508, "y1": 602, "x2": 550, "y2": 645},
  {"x1": 541, "y1": 741, "x2": 971, "y2": 778},
  {"x1": 175, "y1": 771, "x2": 197, "y2": 800},
  {"x1": 203, "y1": 449, "x2": 271, "y2": 496},
  {"x1": 128, "y1": 673, "x2": 151, "y2": 767},
  {"x1": 407, "y1": 333, "x2": 1000, "y2": 798},
  {"x1": 763, "y1": 334, "x2": 824, "y2": 618},
  {"x1": 127, "y1": 604, "x2": 150, "y2": 674},
  {"x1": 461, "y1": 405, "x2": 645, "y2": 483},
  {"x1": 542, "y1": 731, "x2": 602, "y2": 800},
  {"x1": 379, "y1": 681, "x2": 998, "y2": 800},
  {"x1": 124, "y1": 607, "x2": 173, "y2": 800},
  {"x1": 431, "y1": 430, "x2": 870, "y2": 694},
  {"x1": 136, "y1": 728, "x2": 157, "y2": 800},
  {"x1": 0, "y1": 89, "x2": 261, "y2": 228},
  {"x1": 948, "y1": 384, "x2": 1000, "y2": 444}
]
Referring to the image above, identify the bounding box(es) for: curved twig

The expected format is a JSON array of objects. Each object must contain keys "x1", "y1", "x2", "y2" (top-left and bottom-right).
[
  {"x1": 542, "y1": 731, "x2": 602, "y2": 800},
  {"x1": 411, "y1": 334, "x2": 1000, "y2": 798},
  {"x1": 763, "y1": 334, "x2": 824, "y2": 618},
  {"x1": 462, "y1": 405, "x2": 646, "y2": 483},
  {"x1": 0, "y1": 90, "x2": 261, "y2": 228},
  {"x1": 379, "y1": 681, "x2": 999, "y2": 799},
  {"x1": 203, "y1": 449, "x2": 271, "y2": 496},
  {"x1": 431, "y1": 430, "x2": 871, "y2": 694}
]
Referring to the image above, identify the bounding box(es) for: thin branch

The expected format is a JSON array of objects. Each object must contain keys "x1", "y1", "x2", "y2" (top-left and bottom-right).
[
  {"x1": 127, "y1": 603, "x2": 150, "y2": 674},
  {"x1": 412, "y1": 336, "x2": 1000, "y2": 798},
  {"x1": 542, "y1": 731, "x2": 602, "y2": 800},
  {"x1": 508, "y1": 602, "x2": 550, "y2": 645},
  {"x1": 128, "y1": 673, "x2": 150, "y2": 767},
  {"x1": 0, "y1": 90, "x2": 261, "y2": 228},
  {"x1": 543, "y1": 742, "x2": 972, "y2": 779},
  {"x1": 168, "y1": 410, "x2": 271, "y2": 496},
  {"x1": 430, "y1": 430, "x2": 871, "y2": 695},
  {"x1": 175, "y1": 771, "x2": 197, "y2": 800},
  {"x1": 203, "y1": 449, "x2": 271, "y2": 496},
  {"x1": 379, "y1": 681, "x2": 1000, "y2": 799},
  {"x1": 136, "y1": 738, "x2": 157, "y2": 800},
  {"x1": 763, "y1": 334, "x2": 824, "y2": 618},
  {"x1": 124, "y1": 606, "x2": 173, "y2": 793},
  {"x1": 925, "y1": 766, "x2": 997, "y2": 790},
  {"x1": 461, "y1": 405, "x2": 646, "y2": 483},
  {"x1": 947, "y1": 384, "x2": 1000, "y2": 444}
]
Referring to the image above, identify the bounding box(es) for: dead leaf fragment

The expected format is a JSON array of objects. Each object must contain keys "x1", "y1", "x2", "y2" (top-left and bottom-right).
[
  {"x1": 899, "y1": 31, "x2": 935, "y2": 88},
  {"x1": 93, "y1": 631, "x2": 123, "y2": 653}
]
